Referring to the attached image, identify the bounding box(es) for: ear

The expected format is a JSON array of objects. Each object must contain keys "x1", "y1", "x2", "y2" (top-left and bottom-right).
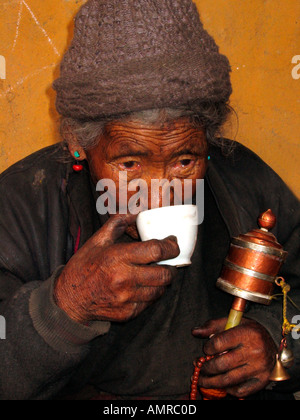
[
  {"x1": 62, "y1": 121, "x2": 87, "y2": 160},
  {"x1": 67, "y1": 139, "x2": 87, "y2": 161}
]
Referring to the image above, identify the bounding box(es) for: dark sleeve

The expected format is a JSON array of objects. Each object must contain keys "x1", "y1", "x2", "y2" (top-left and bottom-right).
[
  {"x1": 0, "y1": 269, "x2": 109, "y2": 400},
  {"x1": 0, "y1": 162, "x2": 110, "y2": 400}
]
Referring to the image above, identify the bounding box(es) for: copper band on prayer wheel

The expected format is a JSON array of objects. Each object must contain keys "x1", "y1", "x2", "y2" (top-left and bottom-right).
[
  {"x1": 217, "y1": 210, "x2": 288, "y2": 305},
  {"x1": 228, "y1": 242, "x2": 284, "y2": 277},
  {"x1": 217, "y1": 262, "x2": 276, "y2": 305}
]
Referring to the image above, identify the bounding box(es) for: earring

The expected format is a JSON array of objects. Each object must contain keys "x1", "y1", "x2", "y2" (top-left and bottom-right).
[
  {"x1": 207, "y1": 155, "x2": 211, "y2": 161},
  {"x1": 73, "y1": 151, "x2": 83, "y2": 172}
]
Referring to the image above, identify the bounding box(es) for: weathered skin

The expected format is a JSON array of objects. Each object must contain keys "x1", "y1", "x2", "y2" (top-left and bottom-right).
[
  {"x1": 192, "y1": 319, "x2": 277, "y2": 398},
  {"x1": 54, "y1": 118, "x2": 277, "y2": 397},
  {"x1": 55, "y1": 212, "x2": 180, "y2": 323}
]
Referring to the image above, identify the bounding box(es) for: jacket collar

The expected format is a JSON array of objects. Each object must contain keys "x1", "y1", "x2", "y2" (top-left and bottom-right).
[{"x1": 205, "y1": 162, "x2": 242, "y2": 238}]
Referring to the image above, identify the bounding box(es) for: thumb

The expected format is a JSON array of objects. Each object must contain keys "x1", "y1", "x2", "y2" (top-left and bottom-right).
[
  {"x1": 91, "y1": 213, "x2": 137, "y2": 248},
  {"x1": 192, "y1": 318, "x2": 228, "y2": 339}
]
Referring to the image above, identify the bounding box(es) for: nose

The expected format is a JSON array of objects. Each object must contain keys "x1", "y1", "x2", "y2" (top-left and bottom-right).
[
  {"x1": 149, "y1": 178, "x2": 181, "y2": 209},
  {"x1": 125, "y1": 173, "x2": 185, "y2": 213},
  {"x1": 149, "y1": 180, "x2": 161, "y2": 209},
  {"x1": 128, "y1": 178, "x2": 166, "y2": 211}
]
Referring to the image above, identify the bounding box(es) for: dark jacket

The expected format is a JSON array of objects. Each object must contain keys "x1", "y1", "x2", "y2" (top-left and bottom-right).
[{"x1": 0, "y1": 141, "x2": 299, "y2": 400}]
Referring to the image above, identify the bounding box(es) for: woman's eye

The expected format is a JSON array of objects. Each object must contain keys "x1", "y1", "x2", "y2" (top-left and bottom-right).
[
  {"x1": 119, "y1": 161, "x2": 140, "y2": 170},
  {"x1": 178, "y1": 159, "x2": 194, "y2": 168}
]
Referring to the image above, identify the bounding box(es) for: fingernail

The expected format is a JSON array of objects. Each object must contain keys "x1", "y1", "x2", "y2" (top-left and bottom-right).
[{"x1": 192, "y1": 326, "x2": 204, "y2": 333}]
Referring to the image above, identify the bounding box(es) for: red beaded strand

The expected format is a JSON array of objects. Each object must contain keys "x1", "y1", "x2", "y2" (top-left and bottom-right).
[
  {"x1": 190, "y1": 354, "x2": 230, "y2": 400},
  {"x1": 191, "y1": 356, "x2": 245, "y2": 400},
  {"x1": 190, "y1": 355, "x2": 215, "y2": 400}
]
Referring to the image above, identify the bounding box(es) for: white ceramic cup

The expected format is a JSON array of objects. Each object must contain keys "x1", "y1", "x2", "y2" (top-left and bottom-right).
[{"x1": 136, "y1": 204, "x2": 198, "y2": 267}]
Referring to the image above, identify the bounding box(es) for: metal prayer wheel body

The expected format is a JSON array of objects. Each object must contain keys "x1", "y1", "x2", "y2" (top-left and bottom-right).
[{"x1": 216, "y1": 210, "x2": 288, "y2": 305}]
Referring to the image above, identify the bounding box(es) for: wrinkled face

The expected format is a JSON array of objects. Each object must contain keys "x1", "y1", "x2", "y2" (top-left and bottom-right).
[{"x1": 86, "y1": 118, "x2": 208, "y2": 237}]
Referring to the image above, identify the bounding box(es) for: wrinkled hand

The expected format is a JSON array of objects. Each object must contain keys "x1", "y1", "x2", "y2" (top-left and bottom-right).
[
  {"x1": 54, "y1": 213, "x2": 180, "y2": 324},
  {"x1": 192, "y1": 318, "x2": 277, "y2": 398}
]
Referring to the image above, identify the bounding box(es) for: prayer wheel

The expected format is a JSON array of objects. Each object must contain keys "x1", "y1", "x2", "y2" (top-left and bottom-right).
[
  {"x1": 216, "y1": 209, "x2": 288, "y2": 309},
  {"x1": 191, "y1": 210, "x2": 290, "y2": 400}
]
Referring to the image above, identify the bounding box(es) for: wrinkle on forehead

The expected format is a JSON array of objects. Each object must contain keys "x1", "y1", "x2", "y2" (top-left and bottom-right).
[{"x1": 102, "y1": 119, "x2": 207, "y2": 158}]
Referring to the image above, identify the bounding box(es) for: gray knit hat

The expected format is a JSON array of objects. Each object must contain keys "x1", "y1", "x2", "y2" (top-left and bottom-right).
[{"x1": 53, "y1": 0, "x2": 232, "y2": 120}]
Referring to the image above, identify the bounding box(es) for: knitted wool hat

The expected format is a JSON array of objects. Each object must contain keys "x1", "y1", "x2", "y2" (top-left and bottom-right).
[{"x1": 53, "y1": 0, "x2": 232, "y2": 120}]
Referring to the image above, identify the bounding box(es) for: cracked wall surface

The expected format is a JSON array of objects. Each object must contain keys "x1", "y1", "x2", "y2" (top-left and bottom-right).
[{"x1": 0, "y1": 0, "x2": 299, "y2": 197}]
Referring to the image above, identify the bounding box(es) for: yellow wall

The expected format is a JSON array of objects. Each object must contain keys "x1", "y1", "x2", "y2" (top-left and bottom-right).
[{"x1": 0, "y1": 1, "x2": 299, "y2": 197}]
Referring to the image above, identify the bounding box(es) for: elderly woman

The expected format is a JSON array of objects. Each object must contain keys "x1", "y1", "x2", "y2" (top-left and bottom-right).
[{"x1": 0, "y1": 0, "x2": 300, "y2": 400}]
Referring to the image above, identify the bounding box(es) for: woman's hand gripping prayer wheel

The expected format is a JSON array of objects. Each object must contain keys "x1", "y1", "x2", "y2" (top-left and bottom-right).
[{"x1": 192, "y1": 318, "x2": 278, "y2": 398}]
